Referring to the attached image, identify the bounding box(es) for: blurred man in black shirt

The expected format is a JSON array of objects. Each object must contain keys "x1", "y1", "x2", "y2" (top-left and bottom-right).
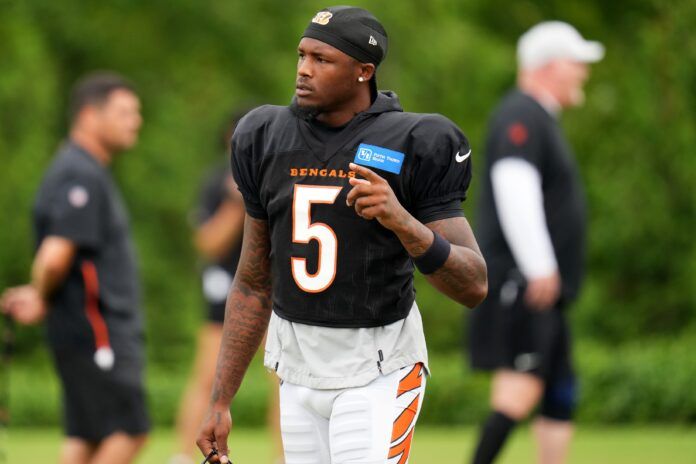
[
  {"x1": 1, "y1": 72, "x2": 149, "y2": 464},
  {"x1": 170, "y1": 113, "x2": 245, "y2": 464},
  {"x1": 469, "y1": 22, "x2": 604, "y2": 464}
]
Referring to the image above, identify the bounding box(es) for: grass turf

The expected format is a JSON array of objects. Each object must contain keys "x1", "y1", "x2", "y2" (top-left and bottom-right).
[{"x1": 5, "y1": 425, "x2": 696, "y2": 463}]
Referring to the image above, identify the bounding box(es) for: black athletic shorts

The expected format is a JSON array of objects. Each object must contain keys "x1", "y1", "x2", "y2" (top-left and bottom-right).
[
  {"x1": 468, "y1": 274, "x2": 574, "y2": 382},
  {"x1": 206, "y1": 302, "x2": 226, "y2": 324},
  {"x1": 51, "y1": 348, "x2": 151, "y2": 441}
]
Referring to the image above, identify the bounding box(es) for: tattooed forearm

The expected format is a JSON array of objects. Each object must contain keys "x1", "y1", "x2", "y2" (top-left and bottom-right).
[
  {"x1": 210, "y1": 215, "x2": 273, "y2": 407},
  {"x1": 394, "y1": 213, "x2": 434, "y2": 257},
  {"x1": 425, "y1": 217, "x2": 487, "y2": 307},
  {"x1": 392, "y1": 213, "x2": 487, "y2": 307}
]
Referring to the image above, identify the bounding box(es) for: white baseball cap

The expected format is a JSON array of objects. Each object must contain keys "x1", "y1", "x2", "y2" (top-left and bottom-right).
[{"x1": 517, "y1": 21, "x2": 605, "y2": 69}]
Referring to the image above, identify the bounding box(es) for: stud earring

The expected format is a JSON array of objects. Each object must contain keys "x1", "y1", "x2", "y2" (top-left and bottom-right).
[{"x1": 358, "y1": 77, "x2": 365, "y2": 82}]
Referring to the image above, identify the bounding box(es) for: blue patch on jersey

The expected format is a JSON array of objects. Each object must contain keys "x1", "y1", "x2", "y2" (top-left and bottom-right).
[{"x1": 354, "y1": 143, "x2": 405, "y2": 175}]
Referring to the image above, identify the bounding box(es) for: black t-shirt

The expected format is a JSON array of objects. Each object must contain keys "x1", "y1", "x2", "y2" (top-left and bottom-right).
[
  {"x1": 231, "y1": 91, "x2": 472, "y2": 328},
  {"x1": 33, "y1": 142, "x2": 144, "y2": 358},
  {"x1": 195, "y1": 165, "x2": 243, "y2": 308},
  {"x1": 476, "y1": 90, "x2": 586, "y2": 303}
]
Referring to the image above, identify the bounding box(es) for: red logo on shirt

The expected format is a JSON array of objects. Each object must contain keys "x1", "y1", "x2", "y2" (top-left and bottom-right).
[{"x1": 508, "y1": 123, "x2": 528, "y2": 146}]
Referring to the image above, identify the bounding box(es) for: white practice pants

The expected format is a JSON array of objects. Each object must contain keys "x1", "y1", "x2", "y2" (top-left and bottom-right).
[{"x1": 280, "y1": 363, "x2": 426, "y2": 464}]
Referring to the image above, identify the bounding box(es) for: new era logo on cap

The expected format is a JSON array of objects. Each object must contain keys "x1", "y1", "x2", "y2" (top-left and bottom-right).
[{"x1": 369, "y1": 35, "x2": 377, "y2": 46}]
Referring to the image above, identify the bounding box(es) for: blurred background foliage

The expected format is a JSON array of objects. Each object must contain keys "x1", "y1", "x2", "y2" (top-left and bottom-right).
[{"x1": 1, "y1": 0, "x2": 695, "y2": 424}]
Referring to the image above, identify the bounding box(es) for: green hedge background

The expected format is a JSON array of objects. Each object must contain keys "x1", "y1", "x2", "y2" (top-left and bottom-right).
[
  {"x1": 1, "y1": 0, "x2": 695, "y2": 425},
  {"x1": 10, "y1": 335, "x2": 696, "y2": 426}
]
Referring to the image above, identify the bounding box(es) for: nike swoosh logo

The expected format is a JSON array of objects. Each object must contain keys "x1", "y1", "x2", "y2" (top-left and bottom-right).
[{"x1": 455, "y1": 149, "x2": 471, "y2": 163}]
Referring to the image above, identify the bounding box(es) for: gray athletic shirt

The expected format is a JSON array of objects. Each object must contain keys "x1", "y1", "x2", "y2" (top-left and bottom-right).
[{"x1": 264, "y1": 302, "x2": 428, "y2": 389}]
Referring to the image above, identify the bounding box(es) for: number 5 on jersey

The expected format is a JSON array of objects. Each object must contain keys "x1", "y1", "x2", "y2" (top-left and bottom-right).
[{"x1": 291, "y1": 185, "x2": 342, "y2": 293}]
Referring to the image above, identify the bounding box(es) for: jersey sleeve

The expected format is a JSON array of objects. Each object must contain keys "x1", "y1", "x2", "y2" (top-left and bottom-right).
[
  {"x1": 487, "y1": 106, "x2": 545, "y2": 169},
  {"x1": 46, "y1": 171, "x2": 104, "y2": 249},
  {"x1": 230, "y1": 114, "x2": 267, "y2": 220},
  {"x1": 408, "y1": 115, "x2": 472, "y2": 223}
]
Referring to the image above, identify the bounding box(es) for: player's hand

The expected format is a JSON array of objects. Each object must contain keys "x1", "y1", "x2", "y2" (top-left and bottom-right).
[
  {"x1": 524, "y1": 272, "x2": 561, "y2": 311},
  {"x1": 196, "y1": 404, "x2": 233, "y2": 463},
  {"x1": 0, "y1": 285, "x2": 47, "y2": 324},
  {"x1": 346, "y1": 163, "x2": 408, "y2": 231}
]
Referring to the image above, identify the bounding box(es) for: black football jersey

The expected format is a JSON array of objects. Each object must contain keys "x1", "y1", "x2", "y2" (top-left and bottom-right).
[{"x1": 232, "y1": 91, "x2": 472, "y2": 328}]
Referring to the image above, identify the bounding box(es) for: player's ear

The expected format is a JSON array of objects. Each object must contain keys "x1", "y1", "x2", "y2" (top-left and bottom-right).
[
  {"x1": 72, "y1": 104, "x2": 99, "y2": 130},
  {"x1": 358, "y1": 63, "x2": 375, "y2": 82}
]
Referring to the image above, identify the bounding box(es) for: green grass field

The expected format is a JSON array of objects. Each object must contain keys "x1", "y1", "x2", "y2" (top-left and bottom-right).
[{"x1": 5, "y1": 425, "x2": 696, "y2": 463}]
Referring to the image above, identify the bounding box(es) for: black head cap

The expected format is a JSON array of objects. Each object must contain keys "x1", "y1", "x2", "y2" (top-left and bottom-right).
[{"x1": 302, "y1": 6, "x2": 388, "y2": 66}]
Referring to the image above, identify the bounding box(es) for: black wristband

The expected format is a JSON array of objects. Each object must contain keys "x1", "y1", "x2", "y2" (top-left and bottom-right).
[{"x1": 413, "y1": 231, "x2": 451, "y2": 275}]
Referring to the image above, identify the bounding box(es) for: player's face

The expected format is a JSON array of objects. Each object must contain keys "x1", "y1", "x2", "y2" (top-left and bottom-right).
[
  {"x1": 95, "y1": 89, "x2": 143, "y2": 152},
  {"x1": 550, "y1": 59, "x2": 590, "y2": 107},
  {"x1": 295, "y1": 37, "x2": 362, "y2": 112}
]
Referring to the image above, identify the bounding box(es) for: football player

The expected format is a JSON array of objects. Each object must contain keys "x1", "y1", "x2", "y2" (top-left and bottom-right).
[{"x1": 197, "y1": 6, "x2": 487, "y2": 464}]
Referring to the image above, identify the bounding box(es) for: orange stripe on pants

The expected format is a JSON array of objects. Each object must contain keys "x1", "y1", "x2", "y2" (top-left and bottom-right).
[
  {"x1": 389, "y1": 363, "x2": 424, "y2": 463},
  {"x1": 391, "y1": 394, "x2": 420, "y2": 443},
  {"x1": 397, "y1": 363, "x2": 423, "y2": 398},
  {"x1": 389, "y1": 426, "x2": 415, "y2": 464}
]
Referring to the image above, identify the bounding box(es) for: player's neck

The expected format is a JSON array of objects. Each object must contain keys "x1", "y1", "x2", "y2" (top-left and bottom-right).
[
  {"x1": 316, "y1": 91, "x2": 372, "y2": 127},
  {"x1": 69, "y1": 128, "x2": 113, "y2": 165}
]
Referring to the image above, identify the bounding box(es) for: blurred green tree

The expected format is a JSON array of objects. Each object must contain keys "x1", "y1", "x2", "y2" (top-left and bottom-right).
[{"x1": 0, "y1": 0, "x2": 694, "y2": 366}]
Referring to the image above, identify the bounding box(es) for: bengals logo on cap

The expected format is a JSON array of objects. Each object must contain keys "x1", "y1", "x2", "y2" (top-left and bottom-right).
[{"x1": 311, "y1": 11, "x2": 333, "y2": 25}]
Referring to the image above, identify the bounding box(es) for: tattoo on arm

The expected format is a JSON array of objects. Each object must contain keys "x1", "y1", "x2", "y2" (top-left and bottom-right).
[
  {"x1": 210, "y1": 215, "x2": 273, "y2": 407},
  {"x1": 395, "y1": 214, "x2": 434, "y2": 257},
  {"x1": 424, "y1": 217, "x2": 488, "y2": 307}
]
